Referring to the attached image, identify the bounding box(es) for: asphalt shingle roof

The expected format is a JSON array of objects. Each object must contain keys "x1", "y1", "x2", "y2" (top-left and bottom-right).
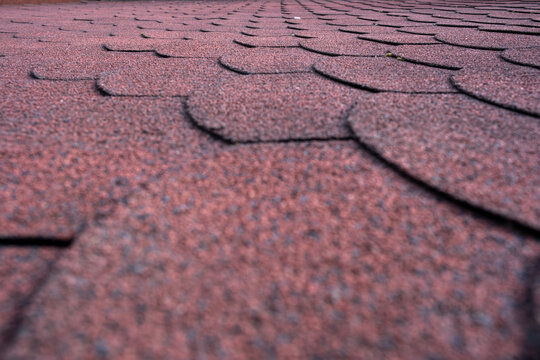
[{"x1": 0, "y1": 0, "x2": 539, "y2": 359}]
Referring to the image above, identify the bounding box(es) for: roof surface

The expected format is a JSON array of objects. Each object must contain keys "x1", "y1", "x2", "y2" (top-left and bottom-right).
[{"x1": 0, "y1": 0, "x2": 539, "y2": 359}]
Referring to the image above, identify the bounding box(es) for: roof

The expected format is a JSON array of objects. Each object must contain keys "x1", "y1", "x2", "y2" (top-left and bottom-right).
[{"x1": 0, "y1": 0, "x2": 539, "y2": 358}]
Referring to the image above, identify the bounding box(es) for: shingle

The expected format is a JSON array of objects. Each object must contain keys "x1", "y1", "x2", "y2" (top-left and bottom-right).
[
  {"x1": 346, "y1": 93, "x2": 540, "y2": 230},
  {"x1": 154, "y1": 39, "x2": 243, "y2": 58},
  {"x1": 451, "y1": 61, "x2": 540, "y2": 116},
  {"x1": 6, "y1": 143, "x2": 540, "y2": 360},
  {"x1": 501, "y1": 46, "x2": 540, "y2": 68},
  {"x1": 96, "y1": 57, "x2": 229, "y2": 97},
  {"x1": 219, "y1": 47, "x2": 322, "y2": 74},
  {"x1": 314, "y1": 56, "x2": 456, "y2": 92},
  {"x1": 388, "y1": 43, "x2": 500, "y2": 70},
  {"x1": 358, "y1": 32, "x2": 440, "y2": 45},
  {"x1": 436, "y1": 28, "x2": 540, "y2": 49},
  {"x1": 300, "y1": 34, "x2": 390, "y2": 56},
  {"x1": 187, "y1": 73, "x2": 359, "y2": 142},
  {"x1": 2, "y1": 1, "x2": 540, "y2": 359},
  {"x1": 233, "y1": 34, "x2": 300, "y2": 47}
]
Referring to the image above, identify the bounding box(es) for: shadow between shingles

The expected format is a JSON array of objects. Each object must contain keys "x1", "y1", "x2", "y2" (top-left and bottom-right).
[{"x1": 0, "y1": 236, "x2": 74, "y2": 247}]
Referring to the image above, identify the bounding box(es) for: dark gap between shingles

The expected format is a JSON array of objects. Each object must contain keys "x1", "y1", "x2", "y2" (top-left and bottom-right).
[
  {"x1": 384, "y1": 52, "x2": 462, "y2": 70},
  {"x1": 217, "y1": 56, "x2": 312, "y2": 75},
  {"x1": 312, "y1": 66, "x2": 457, "y2": 94},
  {"x1": 0, "y1": 236, "x2": 74, "y2": 247}
]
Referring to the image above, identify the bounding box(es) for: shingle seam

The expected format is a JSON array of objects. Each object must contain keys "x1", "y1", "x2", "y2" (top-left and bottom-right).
[
  {"x1": 478, "y1": 28, "x2": 540, "y2": 36},
  {"x1": 312, "y1": 65, "x2": 457, "y2": 94},
  {"x1": 344, "y1": 120, "x2": 540, "y2": 236},
  {"x1": 499, "y1": 53, "x2": 540, "y2": 69},
  {"x1": 0, "y1": 251, "x2": 64, "y2": 358},
  {"x1": 435, "y1": 36, "x2": 506, "y2": 50},
  {"x1": 183, "y1": 98, "x2": 355, "y2": 145},
  {"x1": 449, "y1": 76, "x2": 540, "y2": 118},
  {"x1": 182, "y1": 99, "x2": 235, "y2": 145},
  {"x1": 233, "y1": 39, "x2": 299, "y2": 48},
  {"x1": 0, "y1": 236, "x2": 74, "y2": 247},
  {"x1": 384, "y1": 52, "x2": 462, "y2": 70},
  {"x1": 298, "y1": 44, "x2": 359, "y2": 57},
  {"x1": 94, "y1": 79, "x2": 189, "y2": 98},
  {"x1": 358, "y1": 37, "x2": 441, "y2": 46},
  {"x1": 217, "y1": 57, "x2": 313, "y2": 75},
  {"x1": 229, "y1": 136, "x2": 355, "y2": 145},
  {"x1": 30, "y1": 70, "x2": 95, "y2": 81}
]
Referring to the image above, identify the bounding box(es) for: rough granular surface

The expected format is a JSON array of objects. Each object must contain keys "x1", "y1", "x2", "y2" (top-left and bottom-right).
[{"x1": 0, "y1": 1, "x2": 539, "y2": 359}]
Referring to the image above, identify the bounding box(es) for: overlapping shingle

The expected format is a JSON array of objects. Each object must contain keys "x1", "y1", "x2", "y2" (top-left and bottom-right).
[
  {"x1": 388, "y1": 43, "x2": 500, "y2": 69},
  {"x1": 155, "y1": 39, "x2": 243, "y2": 58},
  {"x1": 396, "y1": 26, "x2": 440, "y2": 35},
  {"x1": 219, "y1": 47, "x2": 322, "y2": 74},
  {"x1": 96, "y1": 57, "x2": 229, "y2": 96},
  {"x1": 233, "y1": 34, "x2": 299, "y2": 47},
  {"x1": 358, "y1": 32, "x2": 440, "y2": 45},
  {"x1": 436, "y1": 28, "x2": 540, "y2": 49},
  {"x1": 103, "y1": 37, "x2": 170, "y2": 52},
  {"x1": 501, "y1": 46, "x2": 540, "y2": 69},
  {"x1": 451, "y1": 61, "x2": 540, "y2": 116},
  {"x1": 5, "y1": 143, "x2": 540, "y2": 360},
  {"x1": 300, "y1": 34, "x2": 390, "y2": 56},
  {"x1": 1, "y1": 1, "x2": 540, "y2": 359},
  {"x1": 314, "y1": 56, "x2": 456, "y2": 92},
  {"x1": 478, "y1": 24, "x2": 540, "y2": 35},
  {"x1": 187, "y1": 73, "x2": 359, "y2": 142},
  {"x1": 346, "y1": 93, "x2": 540, "y2": 230},
  {"x1": 30, "y1": 45, "x2": 146, "y2": 80},
  {"x1": 0, "y1": 78, "x2": 222, "y2": 238}
]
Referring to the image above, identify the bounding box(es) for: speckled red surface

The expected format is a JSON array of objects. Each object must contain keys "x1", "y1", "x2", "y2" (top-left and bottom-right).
[{"x1": 1, "y1": 1, "x2": 539, "y2": 359}]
